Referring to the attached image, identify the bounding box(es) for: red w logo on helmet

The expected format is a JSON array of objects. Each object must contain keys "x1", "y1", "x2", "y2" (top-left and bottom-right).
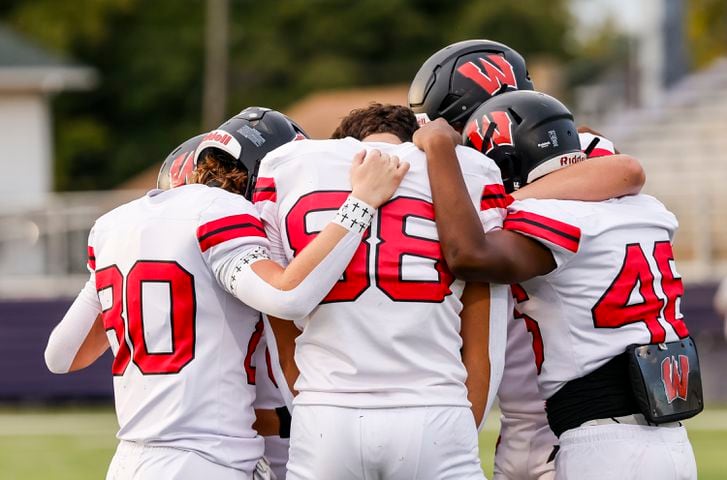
[
  {"x1": 465, "y1": 111, "x2": 513, "y2": 154},
  {"x1": 169, "y1": 151, "x2": 195, "y2": 188},
  {"x1": 457, "y1": 54, "x2": 517, "y2": 95},
  {"x1": 661, "y1": 355, "x2": 689, "y2": 403}
]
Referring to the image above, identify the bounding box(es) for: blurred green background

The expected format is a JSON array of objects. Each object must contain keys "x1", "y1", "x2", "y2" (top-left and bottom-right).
[{"x1": 0, "y1": 0, "x2": 724, "y2": 192}]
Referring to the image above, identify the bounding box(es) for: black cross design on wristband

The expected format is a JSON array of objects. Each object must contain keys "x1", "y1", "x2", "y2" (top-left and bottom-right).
[{"x1": 352, "y1": 202, "x2": 360, "y2": 212}]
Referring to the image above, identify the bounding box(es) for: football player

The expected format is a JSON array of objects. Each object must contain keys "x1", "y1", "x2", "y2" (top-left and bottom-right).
[
  {"x1": 409, "y1": 39, "x2": 636, "y2": 480},
  {"x1": 158, "y1": 133, "x2": 293, "y2": 480},
  {"x1": 255, "y1": 103, "x2": 507, "y2": 479},
  {"x1": 44, "y1": 107, "x2": 408, "y2": 480},
  {"x1": 416, "y1": 91, "x2": 699, "y2": 480}
]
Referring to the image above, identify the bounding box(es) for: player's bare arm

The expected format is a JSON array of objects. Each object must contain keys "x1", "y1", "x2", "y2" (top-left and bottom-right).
[
  {"x1": 514, "y1": 124, "x2": 638, "y2": 200},
  {"x1": 68, "y1": 314, "x2": 108, "y2": 371},
  {"x1": 513, "y1": 153, "x2": 643, "y2": 201},
  {"x1": 413, "y1": 119, "x2": 554, "y2": 283},
  {"x1": 250, "y1": 149, "x2": 409, "y2": 291},
  {"x1": 267, "y1": 315, "x2": 300, "y2": 396},
  {"x1": 459, "y1": 282, "x2": 491, "y2": 426}
]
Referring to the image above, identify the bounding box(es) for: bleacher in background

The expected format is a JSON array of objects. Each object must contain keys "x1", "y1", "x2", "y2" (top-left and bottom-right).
[{"x1": 599, "y1": 57, "x2": 727, "y2": 282}]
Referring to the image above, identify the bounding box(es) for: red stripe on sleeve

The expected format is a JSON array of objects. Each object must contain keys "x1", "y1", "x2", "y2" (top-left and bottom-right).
[
  {"x1": 587, "y1": 147, "x2": 615, "y2": 158},
  {"x1": 87, "y1": 246, "x2": 96, "y2": 270},
  {"x1": 253, "y1": 177, "x2": 277, "y2": 203},
  {"x1": 255, "y1": 177, "x2": 276, "y2": 190},
  {"x1": 480, "y1": 184, "x2": 514, "y2": 211},
  {"x1": 253, "y1": 189, "x2": 277, "y2": 203},
  {"x1": 197, "y1": 214, "x2": 266, "y2": 252},
  {"x1": 504, "y1": 211, "x2": 581, "y2": 253}
]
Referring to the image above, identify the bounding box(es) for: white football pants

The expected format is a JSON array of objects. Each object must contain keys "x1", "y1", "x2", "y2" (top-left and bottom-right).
[
  {"x1": 286, "y1": 405, "x2": 485, "y2": 480},
  {"x1": 493, "y1": 412, "x2": 557, "y2": 480},
  {"x1": 555, "y1": 423, "x2": 696, "y2": 480},
  {"x1": 106, "y1": 440, "x2": 252, "y2": 480},
  {"x1": 263, "y1": 435, "x2": 290, "y2": 480}
]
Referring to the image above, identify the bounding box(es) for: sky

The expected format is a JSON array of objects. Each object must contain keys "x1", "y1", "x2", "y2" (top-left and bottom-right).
[{"x1": 571, "y1": 0, "x2": 646, "y2": 36}]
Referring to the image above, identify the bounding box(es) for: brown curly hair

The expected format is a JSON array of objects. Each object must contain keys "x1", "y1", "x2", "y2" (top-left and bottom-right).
[
  {"x1": 331, "y1": 103, "x2": 419, "y2": 142},
  {"x1": 189, "y1": 148, "x2": 248, "y2": 195}
]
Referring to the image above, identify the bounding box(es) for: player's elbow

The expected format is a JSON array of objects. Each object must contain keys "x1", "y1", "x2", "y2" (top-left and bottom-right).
[
  {"x1": 266, "y1": 297, "x2": 313, "y2": 322},
  {"x1": 617, "y1": 154, "x2": 646, "y2": 195},
  {"x1": 446, "y1": 249, "x2": 495, "y2": 282},
  {"x1": 44, "y1": 343, "x2": 70, "y2": 374}
]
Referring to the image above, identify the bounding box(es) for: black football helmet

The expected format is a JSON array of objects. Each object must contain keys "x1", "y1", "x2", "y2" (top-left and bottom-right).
[
  {"x1": 157, "y1": 134, "x2": 205, "y2": 190},
  {"x1": 194, "y1": 107, "x2": 308, "y2": 199},
  {"x1": 408, "y1": 39, "x2": 534, "y2": 130},
  {"x1": 463, "y1": 90, "x2": 584, "y2": 192}
]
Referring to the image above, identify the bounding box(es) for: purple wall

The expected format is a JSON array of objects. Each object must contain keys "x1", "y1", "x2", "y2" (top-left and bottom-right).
[
  {"x1": 0, "y1": 298, "x2": 113, "y2": 402},
  {"x1": 1, "y1": 283, "x2": 725, "y2": 403}
]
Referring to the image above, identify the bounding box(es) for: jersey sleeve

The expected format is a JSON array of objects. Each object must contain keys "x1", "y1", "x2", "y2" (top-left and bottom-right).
[
  {"x1": 86, "y1": 226, "x2": 97, "y2": 274},
  {"x1": 456, "y1": 146, "x2": 510, "y2": 233},
  {"x1": 505, "y1": 199, "x2": 582, "y2": 268},
  {"x1": 197, "y1": 194, "x2": 271, "y2": 277},
  {"x1": 578, "y1": 131, "x2": 616, "y2": 158},
  {"x1": 478, "y1": 182, "x2": 512, "y2": 233},
  {"x1": 46, "y1": 228, "x2": 103, "y2": 376},
  {"x1": 253, "y1": 173, "x2": 288, "y2": 266}
]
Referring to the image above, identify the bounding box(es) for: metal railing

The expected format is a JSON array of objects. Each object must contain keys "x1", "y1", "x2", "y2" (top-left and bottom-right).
[
  {"x1": 0, "y1": 186, "x2": 724, "y2": 299},
  {"x1": 0, "y1": 190, "x2": 144, "y2": 298}
]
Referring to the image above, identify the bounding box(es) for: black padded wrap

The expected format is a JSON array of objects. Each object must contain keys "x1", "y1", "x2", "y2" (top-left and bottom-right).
[
  {"x1": 276, "y1": 406, "x2": 292, "y2": 439},
  {"x1": 546, "y1": 353, "x2": 640, "y2": 437}
]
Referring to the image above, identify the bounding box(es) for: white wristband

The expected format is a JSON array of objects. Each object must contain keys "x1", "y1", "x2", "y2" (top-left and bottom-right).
[{"x1": 333, "y1": 195, "x2": 375, "y2": 233}]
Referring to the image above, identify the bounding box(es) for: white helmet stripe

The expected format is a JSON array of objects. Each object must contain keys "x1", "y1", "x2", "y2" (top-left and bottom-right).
[{"x1": 193, "y1": 130, "x2": 243, "y2": 165}]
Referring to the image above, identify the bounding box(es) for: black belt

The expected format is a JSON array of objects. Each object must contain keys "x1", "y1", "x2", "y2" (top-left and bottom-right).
[{"x1": 545, "y1": 353, "x2": 640, "y2": 437}]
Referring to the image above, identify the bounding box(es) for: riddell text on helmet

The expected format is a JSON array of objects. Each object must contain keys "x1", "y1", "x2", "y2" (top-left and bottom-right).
[
  {"x1": 203, "y1": 131, "x2": 233, "y2": 145},
  {"x1": 560, "y1": 153, "x2": 585, "y2": 166}
]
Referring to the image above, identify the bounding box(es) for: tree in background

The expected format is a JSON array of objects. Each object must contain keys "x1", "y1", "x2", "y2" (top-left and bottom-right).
[
  {"x1": 0, "y1": 0, "x2": 572, "y2": 190},
  {"x1": 687, "y1": 0, "x2": 727, "y2": 68}
]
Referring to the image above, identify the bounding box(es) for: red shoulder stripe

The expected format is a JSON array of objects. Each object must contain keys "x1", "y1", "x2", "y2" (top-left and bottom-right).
[
  {"x1": 504, "y1": 211, "x2": 581, "y2": 253},
  {"x1": 480, "y1": 184, "x2": 513, "y2": 210},
  {"x1": 587, "y1": 147, "x2": 615, "y2": 158},
  {"x1": 197, "y1": 214, "x2": 265, "y2": 252},
  {"x1": 87, "y1": 246, "x2": 96, "y2": 270},
  {"x1": 253, "y1": 177, "x2": 277, "y2": 203}
]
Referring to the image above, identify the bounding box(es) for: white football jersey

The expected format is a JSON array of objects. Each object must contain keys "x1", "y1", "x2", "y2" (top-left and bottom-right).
[
  {"x1": 252, "y1": 326, "x2": 286, "y2": 410},
  {"x1": 496, "y1": 131, "x2": 618, "y2": 415},
  {"x1": 88, "y1": 184, "x2": 267, "y2": 471},
  {"x1": 256, "y1": 137, "x2": 509, "y2": 408},
  {"x1": 505, "y1": 195, "x2": 689, "y2": 399}
]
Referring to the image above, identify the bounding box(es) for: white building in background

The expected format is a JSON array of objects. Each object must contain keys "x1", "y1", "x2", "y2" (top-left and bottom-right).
[
  {"x1": 0, "y1": 26, "x2": 99, "y2": 297},
  {"x1": 0, "y1": 26, "x2": 95, "y2": 210}
]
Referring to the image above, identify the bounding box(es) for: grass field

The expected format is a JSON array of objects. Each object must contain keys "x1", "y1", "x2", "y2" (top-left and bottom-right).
[{"x1": 0, "y1": 407, "x2": 724, "y2": 479}]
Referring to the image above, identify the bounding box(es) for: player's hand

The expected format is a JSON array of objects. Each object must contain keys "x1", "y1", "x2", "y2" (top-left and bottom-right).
[
  {"x1": 350, "y1": 149, "x2": 410, "y2": 208},
  {"x1": 412, "y1": 118, "x2": 461, "y2": 152}
]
